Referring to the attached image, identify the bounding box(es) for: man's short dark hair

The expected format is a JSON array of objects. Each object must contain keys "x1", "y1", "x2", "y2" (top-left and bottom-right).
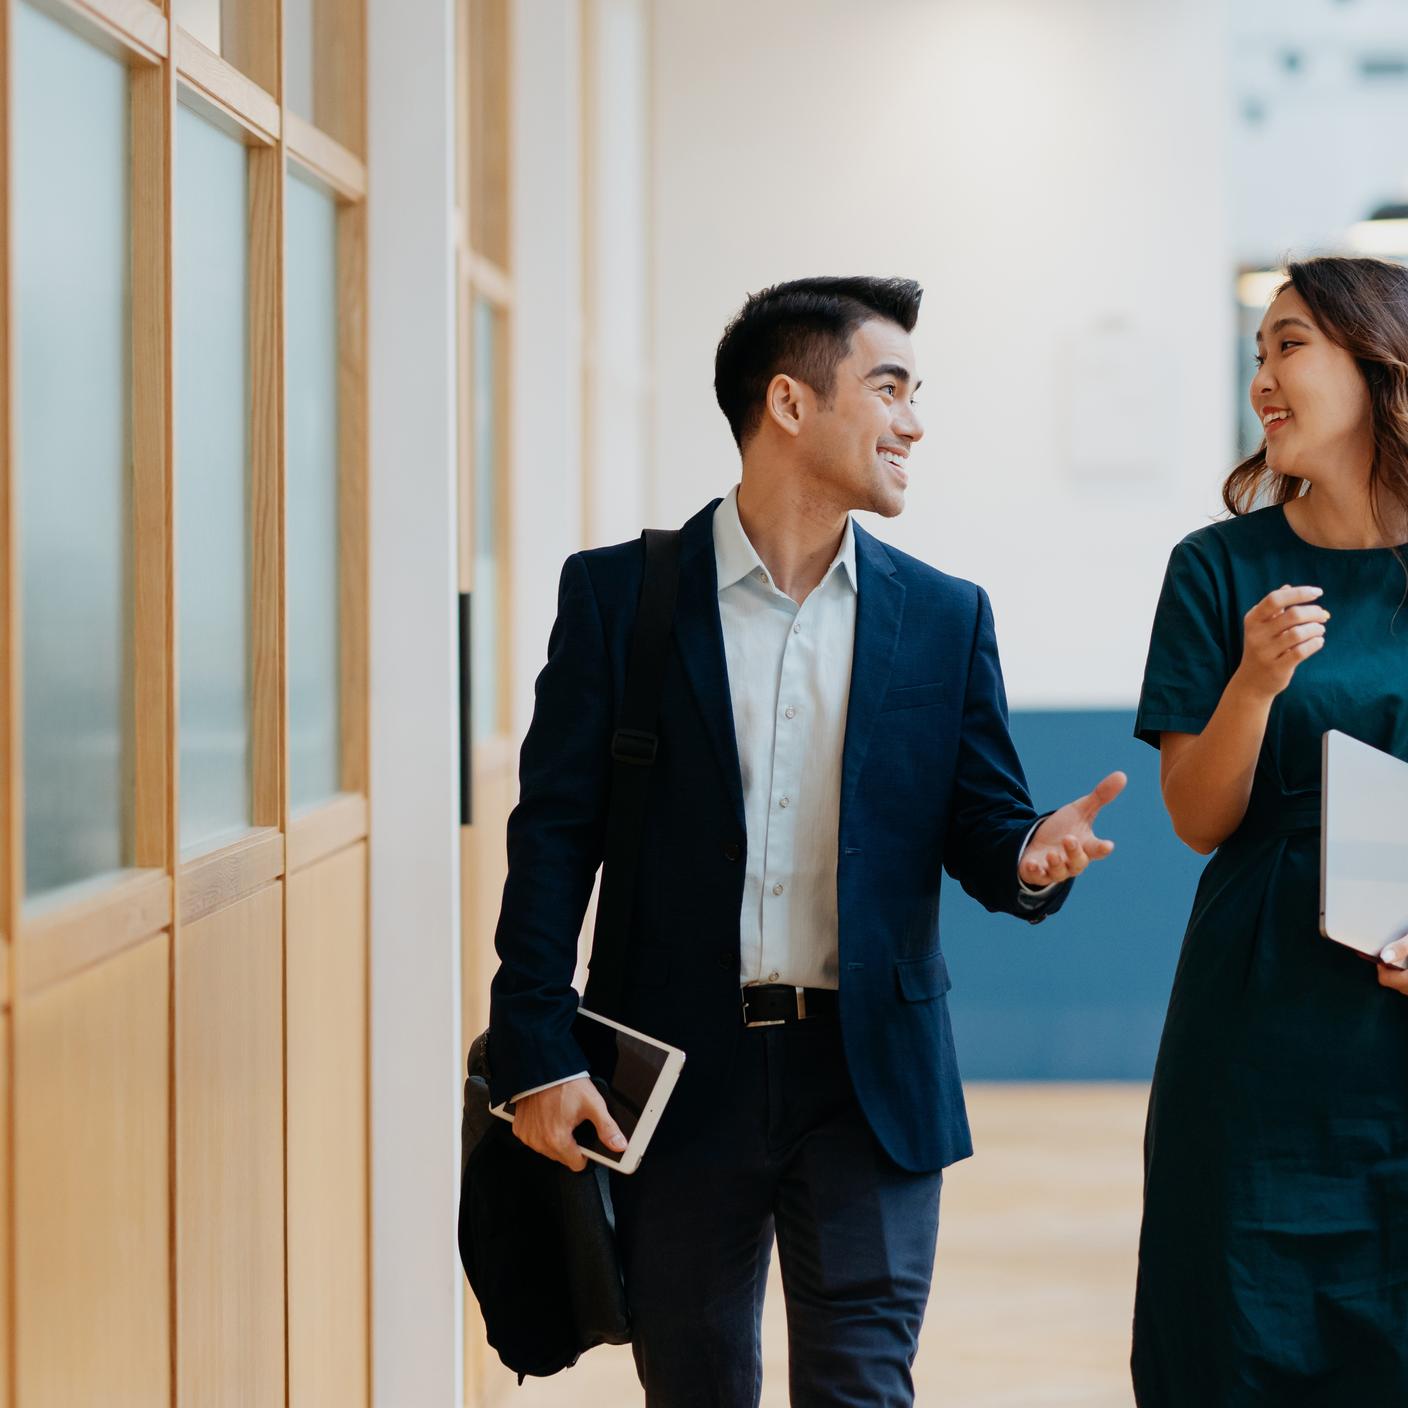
[{"x1": 713, "y1": 276, "x2": 923, "y2": 448}]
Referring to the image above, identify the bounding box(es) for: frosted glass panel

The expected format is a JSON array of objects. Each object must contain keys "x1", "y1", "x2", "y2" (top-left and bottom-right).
[
  {"x1": 285, "y1": 170, "x2": 341, "y2": 812},
  {"x1": 172, "y1": 0, "x2": 221, "y2": 53},
  {"x1": 15, "y1": 4, "x2": 132, "y2": 897},
  {"x1": 176, "y1": 104, "x2": 252, "y2": 851},
  {"x1": 284, "y1": 0, "x2": 314, "y2": 121},
  {"x1": 471, "y1": 298, "x2": 501, "y2": 741}
]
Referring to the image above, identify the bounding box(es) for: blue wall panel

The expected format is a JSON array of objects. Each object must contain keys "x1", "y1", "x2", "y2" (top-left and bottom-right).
[{"x1": 943, "y1": 709, "x2": 1206, "y2": 1080}]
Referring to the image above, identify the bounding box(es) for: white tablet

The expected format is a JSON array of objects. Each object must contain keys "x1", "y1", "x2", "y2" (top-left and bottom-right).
[
  {"x1": 492, "y1": 1007, "x2": 686, "y2": 1175},
  {"x1": 1320, "y1": 730, "x2": 1408, "y2": 965}
]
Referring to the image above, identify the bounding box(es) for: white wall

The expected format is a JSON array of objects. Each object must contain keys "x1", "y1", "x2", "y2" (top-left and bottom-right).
[
  {"x1": 650, "y1": 0, "x2": 1235, "y2": 709},
  {"x1": 583, "y1": 0, "x2": 654, "y2": 548},
  {"x1": 368, "y1": 0, "x2": 462, "y2": 1403},
  {"x1": 510, "y1": 0, "x2": 653, "y2": 738},
  {"x1": 509, "y1": 0, "x2": 584, "y2": 742}
]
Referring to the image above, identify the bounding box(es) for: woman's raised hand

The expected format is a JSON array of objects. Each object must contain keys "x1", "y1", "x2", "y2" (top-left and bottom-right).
[
  {"x1": 1234, "y1": 585, "x2": 1329, "y2": 701},
  {"x1": 1376, "y1": 938, "x2": 1408, "y2": 997}
]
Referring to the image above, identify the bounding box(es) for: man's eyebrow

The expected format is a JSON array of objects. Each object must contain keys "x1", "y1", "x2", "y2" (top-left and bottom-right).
[
  {"x1": 865, "y1": 363, "x2": 922, "y2": 391},
  {"x1": 1255, "y1": 316, "x2": 1314, "y2": 343}
]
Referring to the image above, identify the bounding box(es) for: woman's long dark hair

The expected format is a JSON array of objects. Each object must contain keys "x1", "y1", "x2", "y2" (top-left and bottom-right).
[{"x1": 1224, "y1": 256, "x2": 1408, "y2": 548}]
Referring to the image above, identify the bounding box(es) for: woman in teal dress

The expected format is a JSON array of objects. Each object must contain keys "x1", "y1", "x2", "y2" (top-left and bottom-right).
[{"x1": 1132, "y1": 256, "x2": 1408, "y2": 1405}]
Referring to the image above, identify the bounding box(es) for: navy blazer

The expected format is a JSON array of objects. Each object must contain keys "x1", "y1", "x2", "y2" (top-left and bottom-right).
[{"x1": 488, "y1": 499, "x2": 1069, "y2": 1173}]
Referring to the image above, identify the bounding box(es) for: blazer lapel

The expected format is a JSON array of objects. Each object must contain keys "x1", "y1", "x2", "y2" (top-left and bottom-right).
[
  {"x1": 671, "y1": 501, "x2": 746, "y2": 829},
  {"x1": 840, "y1": 523, "x2": 906, "y2": 819}
]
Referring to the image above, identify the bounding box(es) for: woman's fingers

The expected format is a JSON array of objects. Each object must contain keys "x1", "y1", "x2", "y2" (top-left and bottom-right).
[
  {"x1": 1238, "y1": 587, "x2": 1329, "y2": 700},
  {"x1": 1377, "y1": 963, "x2": 1408, "y2": 996},
  {"x1": 1283, "y1": 635, "x2": 1326, "y2": 663},
  {"x1": 1255, "y1": 584, "x2": 1323, "y2": 621},
  {"x1": 1273, "y1": 603, "x2": 1331, "y2": 632},
  {"x1": 1274, "y1": 621, "x2": 1326, "y2": 653}
]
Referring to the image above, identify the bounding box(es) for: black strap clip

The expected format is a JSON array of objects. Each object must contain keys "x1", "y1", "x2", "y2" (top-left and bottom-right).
[{"x1": 611, "y1": 727, "x2": 659, "y2": 766}]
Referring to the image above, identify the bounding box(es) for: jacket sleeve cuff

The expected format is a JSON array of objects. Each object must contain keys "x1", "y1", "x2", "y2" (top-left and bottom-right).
[
  {"x1": 1015, "y1": 816, "x2": 1058, "y2": 905},
  {"x1": 509, "y1": 1071, "x2": 589, "y2": 1105}
]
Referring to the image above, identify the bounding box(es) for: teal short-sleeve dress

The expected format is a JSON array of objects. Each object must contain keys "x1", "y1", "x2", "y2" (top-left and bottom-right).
[{"x1": 1131, "y1": 504, "x2": 1408, "y2": 1406}]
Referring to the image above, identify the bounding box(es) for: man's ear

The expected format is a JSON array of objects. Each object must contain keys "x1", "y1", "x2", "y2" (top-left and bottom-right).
[{"x1": 765, "y1": 373, "x2": 806, "y2": 438}]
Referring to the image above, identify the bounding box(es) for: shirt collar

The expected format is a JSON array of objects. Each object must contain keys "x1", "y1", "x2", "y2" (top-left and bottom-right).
[{"x1": 713, "y1": 485, "x2": 857, "y2": 595}]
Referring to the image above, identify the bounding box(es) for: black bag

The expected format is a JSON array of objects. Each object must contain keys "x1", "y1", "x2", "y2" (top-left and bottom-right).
[
  {"x1": 458, "y1": 527, "x2": 682, "y2": 1381},
  {"x1": 458, "y1": 1036, "x2": 632, "y2": 1380}
]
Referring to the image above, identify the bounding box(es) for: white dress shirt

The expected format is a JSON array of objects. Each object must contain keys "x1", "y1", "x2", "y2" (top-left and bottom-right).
[{"x1": 714, "y1": 485, "x2": 855, "y2": 990}]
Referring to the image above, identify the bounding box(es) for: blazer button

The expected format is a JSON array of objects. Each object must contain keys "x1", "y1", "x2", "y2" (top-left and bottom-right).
[{"x1": 723, "y1": 842, "x2": 741, "y2": 861}]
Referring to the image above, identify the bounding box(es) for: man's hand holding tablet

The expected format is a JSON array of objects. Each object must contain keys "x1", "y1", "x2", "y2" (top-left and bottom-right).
[
  {"x1": 510, "y1": 1078, "x2": 628, "y2": 1173},
  {"x1": 497, "y1": 1008, "x2": 687, "y2": 1174}
]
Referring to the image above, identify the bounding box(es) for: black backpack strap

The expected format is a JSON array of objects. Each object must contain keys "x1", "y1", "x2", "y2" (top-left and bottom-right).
[{"x1": 587, "y1": 528, "x2": 682, "y2": 1016}]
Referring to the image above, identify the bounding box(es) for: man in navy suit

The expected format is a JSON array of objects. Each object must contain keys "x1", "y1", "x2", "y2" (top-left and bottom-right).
[{"x1": 488, "y1": 276, "x2": 1124, "y2": 1405}]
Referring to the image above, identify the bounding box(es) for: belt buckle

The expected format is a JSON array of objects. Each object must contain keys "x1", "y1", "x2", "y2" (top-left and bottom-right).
[
  {"x1": 741, "y1": 985, "x2": 807, "y2": 1028},
  {"x1": 741, "y1": 986, "x2": 786, "y2": 1029}
]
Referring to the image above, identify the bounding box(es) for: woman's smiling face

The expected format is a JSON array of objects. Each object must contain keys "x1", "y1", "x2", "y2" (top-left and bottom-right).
[{"x1": 1251, "y1": 286, "x2": 1373, "y2": 484}]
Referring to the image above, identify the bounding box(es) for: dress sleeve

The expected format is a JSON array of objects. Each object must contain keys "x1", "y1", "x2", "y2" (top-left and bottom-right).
[{"x1": 1133, "y1": 537, "x2": 1232, "y2": 749}]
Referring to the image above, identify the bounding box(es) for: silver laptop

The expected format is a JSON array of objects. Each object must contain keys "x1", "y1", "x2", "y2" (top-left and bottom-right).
[{"x1": 1321, "y1": 730, "x2": 1408, "y2": 962}]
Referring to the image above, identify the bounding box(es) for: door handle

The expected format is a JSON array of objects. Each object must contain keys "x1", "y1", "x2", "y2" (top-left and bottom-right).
[{"x1": 458, "y1": 591, "x2": 473, "y2": 825}]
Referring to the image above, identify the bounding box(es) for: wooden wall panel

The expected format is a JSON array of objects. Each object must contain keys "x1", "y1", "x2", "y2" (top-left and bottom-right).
[
  {"x1": 175, "y1": 882, "x2": 285, "y2": 1407},
  {"x1": 287, "y1": 840, "x2": 367, "y2": 1408},
  {"x1": 466, "y1": 0, "x2": 510, "y2": 270},
  {"x1": 248, "y1": 141, "x2": 284, "y2": 831},
  {"x1": 0, "y1": 1011, "x2": 10, "y2": 1408},
  {"x1": 4, "y1": 3, "x2": 372, "y2": 1405},
  {"x1": 14, "y1": 932, "x2": 169, "y2": 1408},
  {"x1": 130, "y1": 57, "x2": 171, "y2": 872},
  {"x1": 313, "y1": 0, "x2": 366, "y2": 159}
]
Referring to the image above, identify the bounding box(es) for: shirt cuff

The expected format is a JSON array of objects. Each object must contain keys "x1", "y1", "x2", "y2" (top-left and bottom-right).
[
  {"x1": 1016, "y1": 817, "x2": 1058, "y2": 907},
  {"x1": 510, "y1": 1071, "x2": 589, "y2": 1105}
]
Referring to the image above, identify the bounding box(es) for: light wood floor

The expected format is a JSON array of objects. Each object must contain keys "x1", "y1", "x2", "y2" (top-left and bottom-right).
[{"x1": 504, "y1": 1083, "x2": 1148, "y2": 1407}]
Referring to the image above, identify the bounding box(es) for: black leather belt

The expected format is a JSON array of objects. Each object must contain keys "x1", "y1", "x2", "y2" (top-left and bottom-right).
[{"x1": 741, "y1": 984, "x2": 838, "y2": 1028}]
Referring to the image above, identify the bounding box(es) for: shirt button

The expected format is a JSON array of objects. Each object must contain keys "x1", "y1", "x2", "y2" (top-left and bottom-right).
[
  {"x1": 768, "y1": 971, "x2": 780, "y2": 982},
  {"x1": 756, "y1": 568, "x2": 768, "y2": 583},
  {"x1": 723, "y1": 842, "x2": 741, "y2": 861},
  {"x1": 784, "y1": 705, "x2": 797, "y2": 720},
  {"x1": 778, "y1": 796, "x2": 790, "y2": 809},
  {"x1": 772, "y1": 882, "x2": 785, "y2": 896},
  {"x1": 792, "y1": 623, "x2": 801, "y2": 635}
]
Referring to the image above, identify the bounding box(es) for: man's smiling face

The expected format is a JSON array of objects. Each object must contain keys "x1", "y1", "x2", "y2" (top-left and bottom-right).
[{"x1": 801, "y1": 318, "x2": 925, "y2": 517}]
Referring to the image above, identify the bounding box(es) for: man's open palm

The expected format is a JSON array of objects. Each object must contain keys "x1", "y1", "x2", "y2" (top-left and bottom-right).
[{"x1": 1019, "y1": 771, "x2": 1127, "y2": 886}]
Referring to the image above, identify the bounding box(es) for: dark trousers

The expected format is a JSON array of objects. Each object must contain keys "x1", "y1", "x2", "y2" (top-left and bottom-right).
[{"x1": 611, "y1": 1016, "x2": 943, "y2": 1407}]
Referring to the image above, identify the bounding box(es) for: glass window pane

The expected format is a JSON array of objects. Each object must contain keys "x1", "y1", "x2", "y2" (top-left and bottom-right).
[
  {"x1": 471, "y1": 297, "x2": 500, "y2": 741},
  {"x1": 15, "y1": 3, "x2": 132, "y2": 898},
  {"x1": 172, "y1": 0, "x2": 222, "y2": 53},
  {"x1": 285, "y1": 169, "x2": 341, "y2": 813},
  {"x1": 175, "y1": 104, "x2": 252, "y2": 852}
]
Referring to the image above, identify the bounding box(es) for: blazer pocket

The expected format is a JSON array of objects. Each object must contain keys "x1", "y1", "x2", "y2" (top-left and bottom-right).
[
  {"x1": 879, "y1": 681, "x2": 945, "y2": 713},
  {"x1": 895, "y1": 951, "x2": 951, "y2": 1002}
]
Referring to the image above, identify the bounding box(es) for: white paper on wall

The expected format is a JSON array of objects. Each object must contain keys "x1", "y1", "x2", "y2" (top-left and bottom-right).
[{"x1": 1059, "y1": 317, "x2": 1167, "y2": 488}]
